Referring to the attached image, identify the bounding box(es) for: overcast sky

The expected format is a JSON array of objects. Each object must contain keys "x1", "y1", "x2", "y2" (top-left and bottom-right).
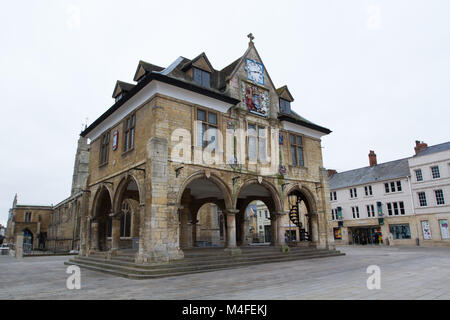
[{"x1": 1, "y1": 0, "x2": 449, "y2": 225}]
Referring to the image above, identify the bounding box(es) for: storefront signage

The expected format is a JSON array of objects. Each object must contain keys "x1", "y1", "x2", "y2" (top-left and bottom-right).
[
  {"x1": 439, "y1": 219, "x2": 450, "y2": 240},
  {"x1": 422, "y1": 220, "x2": 432, "y2": 240}
]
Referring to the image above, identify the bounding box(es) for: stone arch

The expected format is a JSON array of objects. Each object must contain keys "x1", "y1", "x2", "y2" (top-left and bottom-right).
[
  {"x1": 235, "y1": 178, "x2": 283, "y2": 246},
  {"x1": 285, "y1": 184, "x2": 317, "y2": 213},
  {"x1": 177, "y1": 171, "x2": 233, "y2": 249},
  {"x1": 91, "y1": 184, "x2": 113, "y2": 219},
  {"x1": 285, "y1": 184, "x2": 318, "y2": 243},
  {"x1": 176, "y1": 170, "x2": 233, "y2": 211},
  {"x1": 113, "y1": 174, "x2": 143, "y2": 213},
  {"x1": 235, "y1": 178, "x2": 283, "y2": 213}
]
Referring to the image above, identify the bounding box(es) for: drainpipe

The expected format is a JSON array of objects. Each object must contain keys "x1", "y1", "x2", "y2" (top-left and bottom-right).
[{"x1": 407, "y1": 176, "x2": 420, "y2": 246}]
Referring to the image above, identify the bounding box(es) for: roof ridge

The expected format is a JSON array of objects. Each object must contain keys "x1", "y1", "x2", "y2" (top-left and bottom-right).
[{"x1": 330, "y1": 156, "x2": 411, "y2": 176}]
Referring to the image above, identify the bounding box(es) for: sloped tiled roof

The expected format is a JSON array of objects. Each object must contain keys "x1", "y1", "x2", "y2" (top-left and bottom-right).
[
  {"x1": 328, "y1": 158, "x2": 411, "y2": 190},
  {"x1": 415, "y1": 141, "x2": 450, "y2": 157}
]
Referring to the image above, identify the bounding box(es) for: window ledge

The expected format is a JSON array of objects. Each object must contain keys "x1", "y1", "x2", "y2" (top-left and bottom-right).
[
  {"x1": 99, "y1": 162, "x2": 109, "y2": 168},
  {"x1": 122, "y1": 147, "x2": 135, "y2": 157}
]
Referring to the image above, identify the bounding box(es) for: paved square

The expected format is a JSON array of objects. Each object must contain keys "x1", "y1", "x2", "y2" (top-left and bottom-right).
[{"x1": 1, "y1": 246, "x2": 449, "y2": 300}]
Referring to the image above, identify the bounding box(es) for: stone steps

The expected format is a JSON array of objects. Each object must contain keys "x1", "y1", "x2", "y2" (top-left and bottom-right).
[
  {"x1": 71, "y1": 248, "x2": 334, "y2": 270},
  {"x1": 65, "y1": 248, "x2": 345, "y2": 279}
]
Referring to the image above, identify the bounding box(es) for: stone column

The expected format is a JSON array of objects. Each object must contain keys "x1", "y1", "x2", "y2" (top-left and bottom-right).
[
  {"x1": 83, "y1": 216, "x2": 91, "y2": 256},
  {"x1": 310, "y1": 213, "x2": 320, "y2": 248},
  {"x1": 15, "y1": 234, "x2": 23, "y2": 259},
  {"x1": 276, "y1": 211, "x2": 288, "y2": 246},
  {"x1": 270, "y1": 216, "x2": 277, "y2": 246},
  {"x1": 179, "y1": 207, "x2": 192, "y2": 248},
  {"x1": 136, "y1": 203, "x2": 147, "y2": 262},
  {"x1": 110, "y1": 215, "x2": 121, "y2": 253},
  {"x1": 191, "y1": 219, "x2": 198, "y2": 247},
  {"x1": 224, "y1": 210, "x2": 241, "y2": 255},
  {"x1": 240, "y1": 216, "x2": 249, "y2": 246},
  {"x1": 90, "y1": 221, "x2": 99, "y2": 252}
]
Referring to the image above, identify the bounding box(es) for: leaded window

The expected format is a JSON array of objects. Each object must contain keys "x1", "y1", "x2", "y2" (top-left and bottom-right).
[
  {"x1": 290, "y1": 134, "x2": 304, "y2": 167},
  {"x1": 100, "y1": 131, "x2": 110, "y2": 165},
  {"x1": 193, "y1": 68, "x2": 211, "y2": 88},
  {"x1": 197, "y1": 109, "x2": 218, "y2": 151},
  {"x1": 124, "y1": 114, "x2": 135, "y2": 152}
]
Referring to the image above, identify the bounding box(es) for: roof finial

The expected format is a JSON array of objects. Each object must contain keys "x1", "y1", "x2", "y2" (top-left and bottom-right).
[{"x1": 247, "y1": 33, "x2": 255, "y2": 45}]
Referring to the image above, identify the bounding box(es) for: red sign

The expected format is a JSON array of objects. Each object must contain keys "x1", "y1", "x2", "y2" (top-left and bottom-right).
[{"x1": 112, "y1": 130, "x2": 118, "y2": 151}]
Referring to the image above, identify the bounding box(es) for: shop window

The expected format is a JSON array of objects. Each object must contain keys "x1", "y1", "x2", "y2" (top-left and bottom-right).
[{"x1": 389, "y1": 224, "x2": 411, "y2": 239}]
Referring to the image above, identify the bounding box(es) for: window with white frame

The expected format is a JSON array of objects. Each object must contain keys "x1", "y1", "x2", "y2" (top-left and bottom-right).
[
  {"x1": 330, "y1": 191, "x2": 337, "y2": 201},
  {"x1": 387, "y1": 202, "x2": 405, "y2": 216},
  {"x1": 351, "y1": 206, "x2": 360, "y2": 219},
  {"x1": 350, "y1": 188, "x2": 357, "y2": 198},
  {"x1": 364, "y1": 185, "x2": 373, "y2": 196},
  {"x1": 415, "y1": 169, "x2": 423, "y2": 182},
  {"x1": 435, "y1": 189, "x2": 445, "y2": 205},
  {"x1": 385, "y1": 181, "x2": 402, "y2": 193},
  {"x1": 418, "y1": 192, "x2": 427, "y2": 207},
  {"x1": 366, "y1": 204, "x2": 375, "y2": 218},
  {"x1": 431, "y1": 166, "x2": 440, "y2": 179},
  {"x1": 331, "y1": 209, "x2": 338, "y2": 221}
]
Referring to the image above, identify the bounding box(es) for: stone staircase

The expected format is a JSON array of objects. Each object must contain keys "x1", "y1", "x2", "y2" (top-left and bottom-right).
[{"x1": 65, "y1": 246, "x2": 345, "y2": 280}]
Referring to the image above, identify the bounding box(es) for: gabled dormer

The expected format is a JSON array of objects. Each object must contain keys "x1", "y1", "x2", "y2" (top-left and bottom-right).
[
  {"x1": 277, "y1": 86, "x2": 294, "y2": 115},
  {"x1": 112, "y1": 81, "x2": 135, "y2": 102},
  {"x1": 133, "y1": 60, "x2": 164, "y2": 83},
  {"x1": 181, "y1": 53, "x2": 214, "y2": 88}
]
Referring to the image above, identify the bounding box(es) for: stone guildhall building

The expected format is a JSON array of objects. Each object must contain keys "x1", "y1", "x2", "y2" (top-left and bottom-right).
[{"x1": 8, "y1": 36, "x2": 338, "y2": 268}]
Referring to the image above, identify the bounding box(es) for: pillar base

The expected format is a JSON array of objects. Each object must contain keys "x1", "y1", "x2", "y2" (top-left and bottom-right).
[
  {"x1": 278, "y1": 245, "x2": 290, "y2": 253},
  {"x1": 135, "y1": 247, "x2": 184, "y2": 264},
  {"x1": 224, "y1": 248, "x2": 242, "y2": 256},
  {"x1": 107, "y1": 249, "x2": 121, "y2": 259}
]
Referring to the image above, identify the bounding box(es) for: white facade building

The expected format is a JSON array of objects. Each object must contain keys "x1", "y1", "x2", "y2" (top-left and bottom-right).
[
  {"x1": 409, "y1": 141, "x2": 450, "y2": 245},
  {"x1": 328, "y1": 141, "x2": 450, "y2": 247}
]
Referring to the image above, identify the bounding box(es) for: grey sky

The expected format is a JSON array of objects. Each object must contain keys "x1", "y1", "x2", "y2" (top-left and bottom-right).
[{"x1": 1, "y1": 0, "x2": 449, "y2": 225}]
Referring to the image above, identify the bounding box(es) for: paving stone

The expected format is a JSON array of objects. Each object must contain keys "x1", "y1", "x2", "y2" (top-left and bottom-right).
[{"x1": 1, "y1": 246, "x2": 450, "y2": 299}]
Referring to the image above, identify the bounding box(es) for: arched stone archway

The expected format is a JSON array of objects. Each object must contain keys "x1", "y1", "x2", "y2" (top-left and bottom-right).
[
  {"x1": 235, "y1": 179, "x2": 284, "y2": 247},
  {"x1": 177, "y1": 171, "x2": 233, "y2": 249},
  {"x1": 90, "y1": 186, "x2": 113, "y2": 252},
  {"x1": 285, "y1": 185, "x2": 318, "y2": 245},
  {"x1": 110, "y1": 176, "x2": 141, "y2": 252}
]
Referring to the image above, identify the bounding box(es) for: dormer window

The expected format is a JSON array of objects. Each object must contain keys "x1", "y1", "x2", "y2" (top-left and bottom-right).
[
  {"x1": 280, "y1": 99, "x2": 291, "y2": 114},
  {"x1": 193, "y1": 68, "x2": 211, "y2": 88},
  {"x1": 115, "y1": 93, "x2": 123, "y2": 102}
]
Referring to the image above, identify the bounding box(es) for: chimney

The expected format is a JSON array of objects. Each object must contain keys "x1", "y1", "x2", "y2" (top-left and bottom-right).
[
  {"x1": 414, "y1": 140, "x2": 428, "y2": 155},
  {"x1": 327, "y1": 169, "x2": 337, "y2": 177},
  {"x1": 369, "y1": 150, "x2": 377, "y2": 167}
]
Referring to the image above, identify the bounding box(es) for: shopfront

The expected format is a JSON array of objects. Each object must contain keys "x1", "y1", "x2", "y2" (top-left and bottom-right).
[{"x1": 348, "y1": 226, "x2": 383, "y2": 245}]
